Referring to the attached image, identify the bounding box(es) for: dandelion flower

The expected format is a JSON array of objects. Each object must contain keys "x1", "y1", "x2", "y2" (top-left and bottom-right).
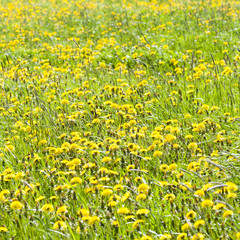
[
  {"x1": 223, "y1": 210, "x2": 233, "y2": 218},
  {"x1": 117, "y1": 207, "x2": 130, "y2": 214},
  {"x1": 201, "y1": 199, "x2": 213, "y2": 208},
  {"x1": 186, "y1": 210, "x2": 197, "y2": 219},
  {"x1": 56, "y1": 205, "x2": 67, "y2": 215},
  {"x1": 0, "y1": 226, "x2": 8, "y2": 232},
  {"x1": 194, "y1": 220, "x2": 205, "y2": 228},
  {"x1": 136, "y1": 209, "x2": 150, "y2": 215},
  {"x1": 41, "y1": 204, "x2": 54, "y2": 212},
  {"x1": 10, "y1": 201, "x2": 23, "y2": 210},
  {"x1": 53, "y1": 221, "x2": 67, "y2": 230}
]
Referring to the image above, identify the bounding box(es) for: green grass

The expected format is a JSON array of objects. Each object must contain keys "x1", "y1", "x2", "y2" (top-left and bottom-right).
[{"x1": 0, "y1": 0, "x2": 239, "y2": 239}]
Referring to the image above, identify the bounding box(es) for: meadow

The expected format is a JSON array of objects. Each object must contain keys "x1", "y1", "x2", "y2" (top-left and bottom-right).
[{"x1": 0, "y1": 0, "x2": 239, "y2": 239}]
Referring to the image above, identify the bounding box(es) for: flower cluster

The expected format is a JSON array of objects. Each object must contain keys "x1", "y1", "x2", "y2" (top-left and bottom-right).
[{"x1": 0, "y1": 0, "x2": 239, "y2": 239}]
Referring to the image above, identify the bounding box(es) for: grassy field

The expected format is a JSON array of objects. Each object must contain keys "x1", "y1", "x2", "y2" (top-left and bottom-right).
[{"x1": 0, "y1": 0, "x2": 239, "y2": 239}]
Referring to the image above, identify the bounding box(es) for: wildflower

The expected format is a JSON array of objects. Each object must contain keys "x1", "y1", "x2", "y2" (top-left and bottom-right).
[
  {"x1": 236, "y1": 232, "x2": 240, "y2": 239},
  {"x1": 225, "y1": 182, "x2": 238, "y2": 192},
  {"x1": 4, "y1": 144, "x2": 15, "y2": 152},
  {"x1": 70, "y1": 177, "x2": 82, "y2": 184},
  {"x1": 164, "y1": 134, "x2": 176, "y2": 143},
  {"x1": 124, "y1": 215, "x2": 134, "y2": 220},
  {"x1": 0, "y1": 190, "x2": 10, "y2": 201},
  {"x1": 164, "y1": 194, "x2": 175, "y2": 201},
  {"x1": 132, "y1": 219, "x2": 145, "y2": 229},
  {"x1": 169, "y1": 163, "x2": 177, "y2": 171},
  {"x1": 213, "y1": 203, "x2": 226, "y2": 210},
  {"x1": 102, "y1": 157, "x2": 112, "y2": 163},
  {"x1": 88, "y1": 216, "x2": 100, "y2": 225},
  {"x1": 117, "y1": 207, "x2": 130, "y2": 214},
  {"x1": 108, "y1": 201, "x2": 118, "y2": 207},
  {"x1": 159, "y1": 234, "x2": 172, "y2": 240},
  {"x1": 201, "y1": 199, "x2": 214, "y2": 208},
  {"x1": 77, "y1": 209, "x2": 89, "y2": 217},
  {"x1": 101, "y1": 189, "x2": 113, "y2": 197},
  {"x1": 160, "y1": 164, "x2": 169, "y2": 172},
  {"x1": 41, "y1": 204, "x2": 54, "y2": 212},
  {"x1": 194, "y1": 190, "x2": 205, "y2": 197},
  {"x1": 112, "y1": 221, "x2": 119, "y2": 227},
  {"x1": 177, "y1": 233, "x2": 187, "y2": 240},
  {"x1": 184, "y1": 113, "x2": 191, "y2": 119},
  {"x1": 188, "y1": 142, "x2": 198, "y2": 150},
  {"x1": 138, "y1": 183, "x2": 150, "y2": 193},
  {"x1": 15, "y1": 172, "x2": 25, "y2": 180},
  {"x1": 136, "y1": 209, "x2": 150, "y2": 215},
  {"x1": 153, "y1": 151, "x2": 163, "y2": 157},
  {"x1": 10, "y1": 201, "x2": 23, "y2": 210},
  {"x1": 71, "y1": 158, "x2": 81, "y2": 165},
  {"x1": 0, "y1": 226, "x2": 8, "y2": 232},
  {"x1": 141, "y1": 235, "x2": 152, "y2": 240},
  {"x1": 60, "y1": 99, "x2": 69, "y2": 105},
  {"x1": 121, "y1": 191, "x2": 131, "y2": 201},
  {"x1": 227, "y1": 192, "x2": 237, "y2": 198},
  {"x1": 186, "y1": 210, "x2": 197, "y2": 219},
  {"x1": 194, "y1": 220, "x2": 205, "y2": 228},
  {"x1": 113, "y1": 184, "x2": 124, "y2": 191},
  {"x1": 136, "y1": 193, "x2": 147, "y2": 201},
  {"x1": 192, "y1": 233, "x2": 204, "y2": 240},
  {"x1": 53, "y1": 221, "x2": 67, "y2": 230},
  {"x1": 223, "y1": 210, "x2": 233, "y2": 218},
  {"x1": 35, "y1": 196, "x2": 45, "y2": 202},
  {"x1": 182, "y1": 223, "x2": 191, "y2": 231},
  {"x1": 56, "y1": 206, "x2": 67, "y2": 215}
]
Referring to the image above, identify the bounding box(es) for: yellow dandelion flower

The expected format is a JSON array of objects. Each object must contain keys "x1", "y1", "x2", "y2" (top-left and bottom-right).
[
  {"x1": 191, "y1": 233, "x2": 204, "y2": 240},
  {"x1": 121, "y1": 191, "x2": 131, "y2": 202},
  {"x1": 138, "y1": 183, "x2": 150, "y2": 193},
  {"x1": 177, "y1": 233, "x2": 187, "y2": 240},
  {"x1": 153, "y1": 151, "x2": 163, "y2": 157},
  {"x1": 117, "y1": 207, "x2": 130, "y2": 214},
  {"x1": 108, "y1": 201, "x2": 118, "y2": 207},
  {"x1": 159, "y1": 234, "x2": 172, "y2": 239},
  {"x1": 201, "y1": 199, "x2": 213, "y2": 208},
  {"x1": 102, "y1": 157, "x2": 112, "y2": 163},
  {"x1": 41, "y1": 204, "x2": 54, "y2": 212},
  {"x1": 136, "y1": 209, "x2": 150, "y2": 215},
  {"x1": 53, "y1": 221, "x2": 67, "y2": 230},
  {"x1": 160, "y1": 164, "x2": 169, "y2": 172},
  {"x1": 113, "y1": 184, "x2": 124, "y2": 191},
  {"x1": 60, "y1": 99, "x2": 69, "y2": 105},
  {"x1": 10, "y1": 201, "x2": 24, "y2": 210},
  {"x1": 188, "y1": 142, "x2": 198, "y2": 150},
  {"x1": 236, "y1": 232, "x2": 240, "y2": 239},
  {"x1": 194, "y1": 220, "x2": 205, "y2": 228},
  {"x1": 0, "y1": 190, "x2": 10, "y2": 201},
  {"x1": 101, "y1": 189, "x2": 113, "y2": 197},
  {"x1": 194, "y1": 190, "x2": 205, "y2": 197},
  {"x1": 141, "y1": 235, "x2": 152, "y2": 240},
  {"x1": 70, "y1": 177, "x2": 82, "y2": 184},
  {"x1": 181, "y1": 223, "x2": 191, "y2": 231},
  {"x1": 77, "y1": 209, "x2": 89, "y2": 217},
  {"x1": 164, "y1": 134, "x2": 176, "y2": 143},
  {"x1": 56, "y1": 206, "x2": 67, "y2": 215},
  {"x1": 164, "y1": 194, "x2": 175, "y2": 201},
  {"x1": 0, "y1": 226, "x2": 8, "y2": 232},
  {"x1": 35, "y1": 196, "x2": 45, "y2": 202},
  {"x1": 223, "y1": 210, "x2": 233, "y2": 218},
  {"x1": 213, "y1": 203, "x2": 226, "y2": 210},
  {"x1": 136, "y1": 193, "x2": 147, "y2": 201},
  {"x1": 88, "y1": 216, "x2": 100, "y2": 225},
  {"x1": 186, "y1": 210, "x2": 197, "y2": 219},
  {"x1": 112, "y1": 221, "x2": 119, "y2": 227}
]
